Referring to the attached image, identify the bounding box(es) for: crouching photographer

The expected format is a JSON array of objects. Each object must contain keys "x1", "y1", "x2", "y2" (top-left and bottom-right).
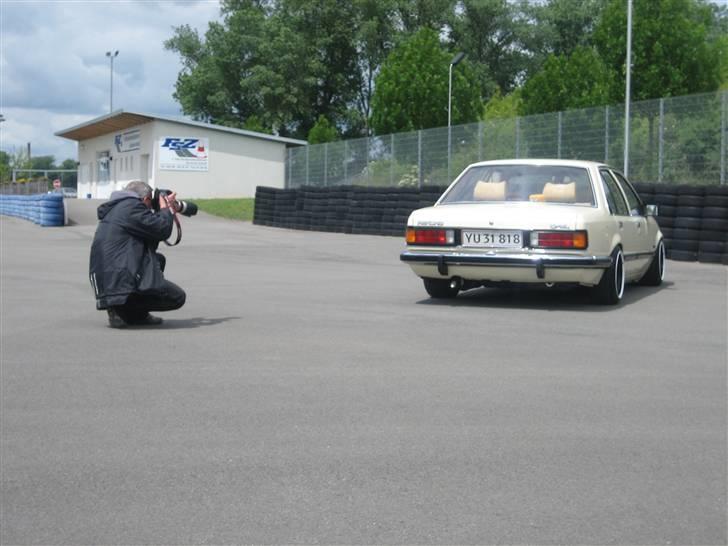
[{"x1": 89, "y1": 180, "x2": 195, "y2": 328}]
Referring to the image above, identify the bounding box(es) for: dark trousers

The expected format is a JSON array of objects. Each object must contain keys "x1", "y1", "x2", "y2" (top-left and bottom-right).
[
  {"x1": 114, "y1": 280, "x2": 186, "y2": 321},
  {"x1": 111, "y1": 253, "x2": 185, "y2": 321}
]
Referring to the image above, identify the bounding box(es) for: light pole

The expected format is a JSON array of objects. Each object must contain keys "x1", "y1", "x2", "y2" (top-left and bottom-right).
[
  {"x1": 106, "y1": 50, "x2": 119, "y2": 113},
  {"x1": 623, "y1": 0, "x2": 632, "y2": 176},
  {"x1": 448, "y1": 52, "x2": 465, "y2": 182}
]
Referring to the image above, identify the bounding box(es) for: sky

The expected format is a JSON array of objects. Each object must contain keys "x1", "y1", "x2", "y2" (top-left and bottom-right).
[{"x1": 0, "y1": 0, "x2": 223, "y2": 163}]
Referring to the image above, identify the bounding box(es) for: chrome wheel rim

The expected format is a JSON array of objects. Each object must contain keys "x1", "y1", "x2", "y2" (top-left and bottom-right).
[{"x1": 615, "y1": 251, "x2": 625, "y2": 299}]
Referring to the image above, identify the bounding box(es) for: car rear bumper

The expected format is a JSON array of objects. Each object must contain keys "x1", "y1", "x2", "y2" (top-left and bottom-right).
[{"x1": 400, "y1": 250, "x2": 612, "y2": 282}]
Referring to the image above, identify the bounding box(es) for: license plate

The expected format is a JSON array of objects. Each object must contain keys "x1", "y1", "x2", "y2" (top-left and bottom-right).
[{"x1": 461, "y1": 230, "x2": 523, "y2": 248}]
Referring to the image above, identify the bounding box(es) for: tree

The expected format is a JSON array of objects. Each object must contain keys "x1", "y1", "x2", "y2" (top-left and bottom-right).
[
  {"x1": 308, "y1": 115, "x2": 339, "y2": 143},
  {"x1": 30, "y1": 156, "x2": 56, "y2": 171},
  {"x1": 370, "y1": 28, "x2": 480, "y2": 134},
  {"x1": 482, "y1": 88, "x2": 522, "y2": 120},
  {"x1": 520, "y1": 46, "x2": 612, "y2": 115},
  {"x1": 446, "y1": 0, "x2": 525, "y2": 98},
  {"x1": 166, "y1": 0, "x2": 365, "y2": 138},
  {"x1": 593, "y1": 0, "x2": 724, "y2": 102},
  {"x1": 518, "y1": 0, "x2": 605, "y2": 70}
]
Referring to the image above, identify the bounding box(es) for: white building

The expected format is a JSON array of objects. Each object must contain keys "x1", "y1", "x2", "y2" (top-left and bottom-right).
[{"x1": 56, "y1": 110, "x2": 306, "y2": 199}]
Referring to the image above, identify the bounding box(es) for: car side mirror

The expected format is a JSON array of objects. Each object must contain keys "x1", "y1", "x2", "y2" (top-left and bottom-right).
[{"x1": 645, "y1": 204, "x2": 658, "y2": 217}]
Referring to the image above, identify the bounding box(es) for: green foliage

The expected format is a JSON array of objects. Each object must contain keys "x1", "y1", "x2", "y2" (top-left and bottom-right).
[
  {"x1": 520, "y1": 46, "x2": 612, "y2": 115},
  {"x1": 194, "y1": 198, "x2": 255, "y2": 221},
  {"x1": 482, "y1": 88, "x2": 522, "y2": 120},
  {"x1": 308, "y1": 116, "x2": 339, "y2": 144},
  {"x1": 163, "y1": 0, "x2": 726, "y2": 145},
  {"x1": 370, "y1": 28, "x2": 481, "y2": 134},
  {"x1": 593, "y1": 0, "x2": 724, "y2": 102},
  {"x1": 446, "y1": 0, "x2": 525, "y2": 96}
]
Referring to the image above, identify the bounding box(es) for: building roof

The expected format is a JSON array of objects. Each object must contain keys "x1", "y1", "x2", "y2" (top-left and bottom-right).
[{"x1": 55, "y1": 110, "x2": 308, "y2": 147}]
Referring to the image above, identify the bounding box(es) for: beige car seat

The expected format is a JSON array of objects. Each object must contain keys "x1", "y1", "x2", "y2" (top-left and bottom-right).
[
  {"x1": 542, "y1": 182, "x2": 576, "y2": 203},
  {"x1": 473, "y1": 180, "x2": 506, "y2": 201}
]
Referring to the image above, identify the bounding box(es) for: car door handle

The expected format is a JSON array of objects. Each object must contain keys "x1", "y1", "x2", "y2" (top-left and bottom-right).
[{"x1": 618, "y1": 221, "x2": 624, "y2": 228}]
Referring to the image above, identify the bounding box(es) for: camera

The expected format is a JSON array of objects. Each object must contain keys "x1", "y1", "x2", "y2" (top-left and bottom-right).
[{"x1": 152, "y1": 188, "x2": 198, "y2": 217}]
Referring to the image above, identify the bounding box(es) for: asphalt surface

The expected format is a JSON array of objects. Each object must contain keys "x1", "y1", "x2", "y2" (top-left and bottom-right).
[{"x1": 1, "y1": 211, "x2": 726, "y2": 545}]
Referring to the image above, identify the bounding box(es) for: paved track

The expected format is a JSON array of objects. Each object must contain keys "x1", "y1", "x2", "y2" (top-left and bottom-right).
[{"x1": 1, "y1": 212, "x2": 726, "y2": 545}]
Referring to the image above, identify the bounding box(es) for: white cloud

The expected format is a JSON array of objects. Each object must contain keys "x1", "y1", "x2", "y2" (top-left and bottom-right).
[{"x1": 0, "y1": 0, "x2": 221, "y2": 160}]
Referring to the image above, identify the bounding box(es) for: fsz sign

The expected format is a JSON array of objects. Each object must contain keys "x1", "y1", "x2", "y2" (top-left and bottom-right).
[
  {"x1": 161, "y1": 138, "x2": 200, "y2": 151},
  {"x1": 159, "y1": 137, "x2": 209, "y2": 171}
]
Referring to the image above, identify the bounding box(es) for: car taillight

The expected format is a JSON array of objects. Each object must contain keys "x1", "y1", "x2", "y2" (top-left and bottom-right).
[
  {"x1": 530, "y1": 230, "x2": 588, "y2": 249},
  {"x1": 406, "y1": 228, "x2": 455, "y2": 245}
]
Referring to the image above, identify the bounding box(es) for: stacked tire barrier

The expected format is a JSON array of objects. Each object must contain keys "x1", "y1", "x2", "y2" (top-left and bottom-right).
[
  {"x1": 633, "y1": 183, "x2": 728, "y2": 265},
  {"x1": 256, "y1": 184, "x2": 727, "y2": 265},
  {"x1": 254, "y1": 185, "x2": 445, "y2": 237},
  {"x1": 0, "y1": 193, "x2": 65, "y2": 227}
]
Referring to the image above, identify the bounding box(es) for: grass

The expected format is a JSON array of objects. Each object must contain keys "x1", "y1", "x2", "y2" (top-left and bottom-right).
[{"x1": 194, "y1": 198, "x2": 255, "y2": 222}]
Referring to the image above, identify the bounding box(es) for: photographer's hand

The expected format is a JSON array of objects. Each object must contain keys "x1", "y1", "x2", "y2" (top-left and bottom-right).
[{"x1": 159, "y1": 191, "x2": 178, "y2": 210}]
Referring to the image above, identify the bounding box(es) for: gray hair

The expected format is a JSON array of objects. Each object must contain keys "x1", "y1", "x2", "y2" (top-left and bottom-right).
[{"x1": 124, "y1": 181, "x2": 153, "y2": 199}]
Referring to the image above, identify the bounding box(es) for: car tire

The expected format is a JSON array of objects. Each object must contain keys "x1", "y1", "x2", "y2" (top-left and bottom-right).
[
  {"x1": 639, "y1": 239, "x2": 666, "y2": 286},
  {"x1": 593, "y1": 247, "x2": 625, "y2": 305},
  {"x1": 423, "y1": 278, "x2": 460, "y2": 299}
]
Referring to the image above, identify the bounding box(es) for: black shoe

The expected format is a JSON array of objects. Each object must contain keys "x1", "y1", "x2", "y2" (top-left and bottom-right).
[
  {"x1": 107, "y1": 308, "x2": 128, "y2": 329},
  {"x1": 127, "y1": 313, "x2": 163, "y2": 326}
]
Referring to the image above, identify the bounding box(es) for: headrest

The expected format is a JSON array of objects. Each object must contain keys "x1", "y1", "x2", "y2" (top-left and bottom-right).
[
  {"x1": 542, "y1": 182, "x2": 576, "y2": 203},
  {"x1": 473, "y1": 181, "x2": 506, "y2": 201}
]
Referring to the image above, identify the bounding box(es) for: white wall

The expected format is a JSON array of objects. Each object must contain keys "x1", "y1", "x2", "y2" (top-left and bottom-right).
[
  {"x1": 76, "y1": 120, "x2": 291, "y2": 199},
  {"x1": 150, "y1": 120, "x2": 287, "y2": 198},
  {"x1": 77, "y1": 122, "x2": 155, "y2": 199}
]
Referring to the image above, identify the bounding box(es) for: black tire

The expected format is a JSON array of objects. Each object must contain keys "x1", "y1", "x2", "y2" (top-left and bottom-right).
[
  {"x1": 671, "y1": 239, "x2": 698, "y2": 251},
  {"x1": 593, "y1": 247, "x2": 625, "y2": 305},
  {"x1": 423, "y1": 278, "x2": 460, "y2": 299},
  {"x1": 701, "y1": 218, "x2": 728, "y2": 231},
  {"x1": 698, "y1": 252, "x2": 726, "y2": 264},
  {"x1": 702, "y1": 207, "x2": 728, "y2": 219},
  {"x1": 673, "y1": 217, "x2": 702, "y2": 230},
  {"x1": 698, "y1": 240, "x2": 726, "y2": 253},
  {"x1": 658, "y1": 205, "x2": 677, "y2": 217},
  {"x1": 676, "y1": 195, "x2": 704, "y2": 207},
  {"x1": 640, "y1": 240, "x2": 666, "y2": 286},
  {"x1": 699, "y1": 230, "x2": 728, "y2": 242},
  {"x1": 669, "y1": 250, "x2": 698, "y2": 262}
]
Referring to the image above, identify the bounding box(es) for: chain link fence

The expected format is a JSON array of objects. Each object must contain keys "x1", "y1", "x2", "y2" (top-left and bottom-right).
[{"x1": 287, "y1": 91, "x2": 727, "y2": 188}]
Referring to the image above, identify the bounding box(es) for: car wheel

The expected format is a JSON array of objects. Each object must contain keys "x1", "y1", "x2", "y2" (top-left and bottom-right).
[
  {"x1": 593, "y1": 247, "x2": 625, "y2": 305},
  {"x1": 423, "y1": 278, "x2": 459, "y2": 299},
  {"x1": 639, "y1": 239, "x2": 666, "y2": 286}
]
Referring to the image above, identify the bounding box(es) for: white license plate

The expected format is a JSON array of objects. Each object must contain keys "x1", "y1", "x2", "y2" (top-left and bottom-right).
[{"x1": 461, "y1": 230, "x2": 523, "y2": 248}]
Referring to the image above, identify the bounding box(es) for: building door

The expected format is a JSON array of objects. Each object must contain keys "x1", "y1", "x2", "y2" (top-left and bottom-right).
[{"x1": 96, "y1": 151, "x2": 111, "y2": 198}]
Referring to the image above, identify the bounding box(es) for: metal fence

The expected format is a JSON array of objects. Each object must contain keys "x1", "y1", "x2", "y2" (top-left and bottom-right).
[
  {"x1": 287, "y1": 90, "x2": 727, "y2": 188},
  {"x1": 0, "y1": 169, "x2": 78, "y2": 195}
]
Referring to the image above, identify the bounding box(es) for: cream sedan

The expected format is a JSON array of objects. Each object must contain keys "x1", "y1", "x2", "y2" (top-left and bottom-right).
[{"x1": 400, "y1": 160, "x2": 665, "y2": 304}]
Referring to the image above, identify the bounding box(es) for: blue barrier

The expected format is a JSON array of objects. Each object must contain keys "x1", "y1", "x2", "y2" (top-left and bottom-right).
[{"x1": 0, "y1": 193, "x2": 65, "y2": 227}]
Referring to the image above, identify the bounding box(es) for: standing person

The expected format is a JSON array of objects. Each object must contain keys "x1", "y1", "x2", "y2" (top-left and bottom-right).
[{"x1": 89, "y1": 180, "x2": 186, "y2": 328}]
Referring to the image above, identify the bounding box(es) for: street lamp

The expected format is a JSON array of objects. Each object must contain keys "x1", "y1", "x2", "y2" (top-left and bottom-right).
[
  {"x1": 106, "y1": 50, "x2": 119, "y2": 113},
  {"x1": 623, "y1": 0, "x2": 633, "y2": 176},
  {"x1": 448, "y1": 52, "x2": 465, "y2": 182},
  {"x1": 448, "y1": 52, "x2": 466, "y2": 129}
]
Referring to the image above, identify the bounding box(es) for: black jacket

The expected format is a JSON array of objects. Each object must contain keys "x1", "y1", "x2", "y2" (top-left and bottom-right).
[{"x1": 89, "y1": 191, "x2": 174, "y2": 309}]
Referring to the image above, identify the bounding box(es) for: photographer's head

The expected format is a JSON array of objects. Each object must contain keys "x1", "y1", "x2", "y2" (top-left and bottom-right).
[{"x1": 125, "y1": 181, "x2": 154, "y2": 208}]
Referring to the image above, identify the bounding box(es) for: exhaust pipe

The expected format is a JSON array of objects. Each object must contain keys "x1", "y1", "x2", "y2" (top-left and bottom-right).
[{"x1": 450, "y1": 277, "x2": 463, "y2": 290}]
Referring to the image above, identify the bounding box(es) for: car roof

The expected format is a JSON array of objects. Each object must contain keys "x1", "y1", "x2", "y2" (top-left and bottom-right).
[{"x1": 466, "y1": 159, "x2": 613, "y2": 170}]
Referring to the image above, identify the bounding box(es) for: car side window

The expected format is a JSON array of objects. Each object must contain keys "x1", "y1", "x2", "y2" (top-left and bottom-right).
[
  {"x1": 610, "y1": 171, "x2": 643, "y2": 216},
  {"x1": 599, "y1": 170, "x2": 629, "y2": 216}
]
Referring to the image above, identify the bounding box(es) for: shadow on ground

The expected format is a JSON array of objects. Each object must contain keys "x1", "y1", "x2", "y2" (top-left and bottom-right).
[{"x1": 417, "y1": 281, "x2": 674, "y2": 312}]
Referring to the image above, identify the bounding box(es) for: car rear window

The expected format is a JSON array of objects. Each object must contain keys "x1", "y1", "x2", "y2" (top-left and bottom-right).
[{"x1": 440, "y1": 165, "x2": 596, "y2": 206}]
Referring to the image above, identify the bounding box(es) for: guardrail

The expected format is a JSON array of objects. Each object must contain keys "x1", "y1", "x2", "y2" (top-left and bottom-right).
[
  {"x1": 0, "y1": 193, "x2": 65, "y2": 227},
  {"x1": 254, "y1": 183, "x2": 728, "y2": 265}
]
